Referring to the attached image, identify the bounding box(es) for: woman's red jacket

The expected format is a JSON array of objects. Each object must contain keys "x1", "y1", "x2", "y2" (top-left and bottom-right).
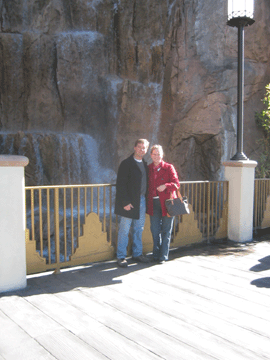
[{"x1": 147, "y1": 160, "x2": 180, "y2": 217}]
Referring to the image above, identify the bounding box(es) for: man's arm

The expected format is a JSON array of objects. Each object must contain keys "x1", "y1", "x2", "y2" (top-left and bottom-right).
[{"x1": 116, "y1": 160, "x2": 133, "y2": 208}]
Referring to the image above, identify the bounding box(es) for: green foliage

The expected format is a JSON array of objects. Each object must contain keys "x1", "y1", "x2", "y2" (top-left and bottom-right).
[{"x1": 255, "y1": 84, "x2": 270, "y2": 178}]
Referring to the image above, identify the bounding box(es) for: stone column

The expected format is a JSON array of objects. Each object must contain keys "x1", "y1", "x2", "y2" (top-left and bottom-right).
[
  {"x1": 0, "y1": 155, "x2": 29, "y2": 293},
  {"x1": 223, "y1": 160, "x2": 257, "y2": 242}
]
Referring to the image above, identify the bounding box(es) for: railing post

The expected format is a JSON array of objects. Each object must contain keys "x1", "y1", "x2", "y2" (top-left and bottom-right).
[
  {"x1": 223, "y1": 160, "x2": 257, "y2": 242},
  {"x1": 0, "y1": 155, "x2": 29, "y2": 293}
]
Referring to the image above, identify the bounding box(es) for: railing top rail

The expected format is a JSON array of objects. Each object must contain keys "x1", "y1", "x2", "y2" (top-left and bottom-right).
[
  {"x1": 179, "y1": 180, "x2": 228, "y2": 184},
  {"x1": 25, "y1": 180, "x2": 228, "y2": 190},
  {"x1": 25, "y1": 183, "x2": 116, "y2": 190}
]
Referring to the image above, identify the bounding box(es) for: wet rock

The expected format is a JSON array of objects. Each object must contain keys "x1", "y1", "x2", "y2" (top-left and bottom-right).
[{"x1": 0, "y1": 0, "x2": 269, "y2": 184}]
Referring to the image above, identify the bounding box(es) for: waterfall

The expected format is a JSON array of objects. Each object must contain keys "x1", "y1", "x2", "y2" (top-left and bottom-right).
[{"x1": 0, "y1": 132, "x2": 116, "y2": 186}]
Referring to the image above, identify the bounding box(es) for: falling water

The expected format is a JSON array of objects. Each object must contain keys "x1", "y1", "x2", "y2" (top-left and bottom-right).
[{"x1": 0, "y1": 132, "x2": 116, "y2": 186}]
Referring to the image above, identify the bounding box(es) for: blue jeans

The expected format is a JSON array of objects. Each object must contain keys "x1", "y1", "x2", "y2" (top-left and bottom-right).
[
  {"x1": 117, "y1": 196, "x2": 146, "y2": 259},
  {"x1": 150, "y1": 198, "x2": 174, "y2": 261}
]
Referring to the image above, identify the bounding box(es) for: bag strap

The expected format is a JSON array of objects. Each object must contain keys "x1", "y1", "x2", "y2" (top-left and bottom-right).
[
  {"x1": 177, "y1": 189, "x2": 183, "y2": 201},
  {"x1": 170, "y1": 189, "x2": 183, "y2": 202}
]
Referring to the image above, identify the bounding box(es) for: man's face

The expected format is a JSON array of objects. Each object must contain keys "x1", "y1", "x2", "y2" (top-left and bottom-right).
[{"x1": 134, "y1": 142, "x2": 148, "y2": 160}]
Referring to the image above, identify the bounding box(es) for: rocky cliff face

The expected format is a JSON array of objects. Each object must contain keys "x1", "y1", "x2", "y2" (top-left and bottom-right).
[{"x1": 0, "y1": 0, "x2": 269, "y2": 185}]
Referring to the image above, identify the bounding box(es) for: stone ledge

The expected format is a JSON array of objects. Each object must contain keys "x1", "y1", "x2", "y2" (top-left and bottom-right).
[
  {"x1": 0, "y1": 155, "x2": 29, "y2": 167},
  {"x1": 223, "y1": 160, "x2": 258, "y2": 168}
]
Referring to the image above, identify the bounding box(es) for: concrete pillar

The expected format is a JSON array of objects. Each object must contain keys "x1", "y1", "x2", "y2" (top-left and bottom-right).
[
  {"x1": 223, "y1": 160, "x2": 257, "y2": 242},
  {"x1": 0, "y1": 155, "x2": 29, "y2": 293}
]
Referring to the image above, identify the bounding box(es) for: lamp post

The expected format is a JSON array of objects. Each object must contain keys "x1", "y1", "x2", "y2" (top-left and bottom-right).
[{"x1": 227, "y1": 0, "x2": 255, "y2": 161}]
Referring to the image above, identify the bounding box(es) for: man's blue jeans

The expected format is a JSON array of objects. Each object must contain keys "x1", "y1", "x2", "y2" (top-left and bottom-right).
[
  {"x1": 150, "y1": 198, "x2": 174, "y2": 261},
  {"x1": 117, "y1": 196, "x2": 146, "y2": 259}
]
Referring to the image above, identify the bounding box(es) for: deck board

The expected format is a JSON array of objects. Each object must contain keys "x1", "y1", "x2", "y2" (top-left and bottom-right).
[{"x1": 1, "y1": 239, "x2": 270, "y2": 359}]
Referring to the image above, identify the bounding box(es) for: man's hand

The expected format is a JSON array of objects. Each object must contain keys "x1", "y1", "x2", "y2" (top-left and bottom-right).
[{"x1": 124, "y1": 204, "x2": 134, "y2": 211}]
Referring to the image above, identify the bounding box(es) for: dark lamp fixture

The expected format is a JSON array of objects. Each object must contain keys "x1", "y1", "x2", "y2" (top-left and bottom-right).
[{"x1": 227, "y1": 0, "x2": 255, "y2": 161}]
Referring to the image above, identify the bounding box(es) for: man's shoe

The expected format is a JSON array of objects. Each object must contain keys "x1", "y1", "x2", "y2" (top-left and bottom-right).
[
  {"x1": 117, "y1": 258, "x2": 128, "y2": 268},
  {"x1": 158, "y1": 260, "x2": 165, "y2": 264},
  {"x1": 133, "y1": 255, "x2": 150, "y2": 263}
]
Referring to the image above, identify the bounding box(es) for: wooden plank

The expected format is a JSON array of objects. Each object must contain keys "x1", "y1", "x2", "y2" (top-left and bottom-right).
[
  {"x1": 0, "y1": 295, "x2": 62, "y2": 338},
  {"x1": 145, "y1": 264, "x2": 270, "y2": 321},
  {"x1": 55, "y1": 288, "x2": 216, "y2": 360},
  {"x1": 100, "y1": 277, "x2": 270, "y2": 359},
  {"x1": 84, "y1": 284, "x2": 268, "y2": 360},
  {"x1": 161, "y1": 258, "x2": 270, "y2": 308},
  {"x1": 26, "y1": 292, "x2": 163, "y2": 360},
  {"x1": 0, "y1": 310, "x2": 55, "y2": 359},
  {"x1": 129, "y1": 271, "x2": 270, "y2": 339},
  {"x1": 1, "y1": 240, "x2": 269, "y2": 360},
  {"x1": 36, "y1": 328, "x2": 108, "y2": 360}
]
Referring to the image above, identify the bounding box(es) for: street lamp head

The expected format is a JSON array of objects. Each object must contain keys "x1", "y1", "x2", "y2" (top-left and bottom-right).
[{"x1": 227, "y1": 0, "x2": 255, "y2": 27}]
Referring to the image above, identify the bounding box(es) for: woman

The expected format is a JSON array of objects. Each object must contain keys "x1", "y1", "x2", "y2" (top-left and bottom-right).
[{"x1": 147, "y1": 145, "x2": 180, "y2": 263}]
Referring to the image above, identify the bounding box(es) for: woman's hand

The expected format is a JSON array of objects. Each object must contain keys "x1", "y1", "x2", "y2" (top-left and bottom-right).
[{"x1": 157, "y1": 184, "x2": 166, "y2": 192}]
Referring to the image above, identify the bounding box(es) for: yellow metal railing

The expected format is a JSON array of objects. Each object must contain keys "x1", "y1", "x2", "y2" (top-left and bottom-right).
[
  {"x1": 25, "y1": 184, "x2": 116, "y2": 274},
  {"x1": 254, "y1": 179, "x2": 270, "y2": 230},
  {"x1": 25, "y1": 181, "x2": 229, "y2": 274},
  {"x1": 171, "y1": 181, "x2": 229, "y2": 246}
]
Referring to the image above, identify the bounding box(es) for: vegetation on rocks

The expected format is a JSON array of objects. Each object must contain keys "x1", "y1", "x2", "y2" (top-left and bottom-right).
[{"x1": 255, "y1": 84, "x2": 270, "y2": 178}]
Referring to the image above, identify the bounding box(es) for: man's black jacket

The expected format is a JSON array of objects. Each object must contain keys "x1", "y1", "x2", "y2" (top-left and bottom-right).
[{"x1": 114, "y1": 154, "x2": 148, "y2": 219}]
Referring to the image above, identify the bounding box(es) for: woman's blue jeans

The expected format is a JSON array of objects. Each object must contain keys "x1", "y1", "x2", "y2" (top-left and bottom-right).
[
  {"x1": 117, "y1": 196, "x2": 146, "y2": 259},
  {"x1": 150, "y1": 198, "x2": 174, "y2": 261}
]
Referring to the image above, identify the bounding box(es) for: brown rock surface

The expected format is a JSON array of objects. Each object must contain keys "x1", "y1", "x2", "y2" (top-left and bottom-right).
[{"x1": 0, "y1": 0, "x2": 269, "y2": 184}]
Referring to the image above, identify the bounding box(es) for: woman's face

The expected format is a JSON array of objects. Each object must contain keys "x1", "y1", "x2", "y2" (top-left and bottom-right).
[{"x1": 151, "y1": 149, "x2": 163, "y2": 166}]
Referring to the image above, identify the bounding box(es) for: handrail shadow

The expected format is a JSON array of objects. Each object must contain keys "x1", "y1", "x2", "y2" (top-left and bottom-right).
[{"x1": 1, "y1": 236, "x2": 269, "y2": 297}]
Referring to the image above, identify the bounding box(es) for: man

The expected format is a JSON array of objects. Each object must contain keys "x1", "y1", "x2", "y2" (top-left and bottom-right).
[{"x1": 114, "y1": 139, "x2": 150, "y2": 267}]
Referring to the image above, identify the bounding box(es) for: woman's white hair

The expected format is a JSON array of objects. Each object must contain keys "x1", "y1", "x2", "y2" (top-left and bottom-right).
[{"x1": 150, "y1": 144, "x2": 164, "y2": 158}]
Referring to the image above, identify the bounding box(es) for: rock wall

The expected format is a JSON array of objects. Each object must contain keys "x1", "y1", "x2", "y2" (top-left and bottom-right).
[{"x1": 0, "y1": 0, "x2": 269, "y2": 184}]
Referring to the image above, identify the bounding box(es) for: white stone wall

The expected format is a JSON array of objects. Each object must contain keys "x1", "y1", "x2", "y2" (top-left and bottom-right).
[{"x1": 0, "y1": 155, "x2": 29, "y2": 293}]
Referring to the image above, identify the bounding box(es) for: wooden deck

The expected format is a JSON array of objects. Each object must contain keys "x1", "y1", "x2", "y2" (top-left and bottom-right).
[{"x1": 1, "y1": 237, "x2": 270, "y2": 360}]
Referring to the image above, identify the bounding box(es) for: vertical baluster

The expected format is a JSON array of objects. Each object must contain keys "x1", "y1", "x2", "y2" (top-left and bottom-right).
[
  {"x1": 39, "y1": 189, "x2": 43, "y2": 257},
  {"x1": 31, "y1": 189, "x2": 35, "y2": 241},
  {"x1": 109, "y1": 185, "x2": 112, "y2": 244},
  {"x1": 47, "y1": 188, "x2": 51, "y2": 264},
  {"x1": 264, "y1": 179, "x2": 267, "y2": 215},
  {"x1": 103, "y1": 186, "x2": 106, "y2": 232},
  {"x1": 203, "y1": 183, "x2": 206, "y2": 238},
  {"x1": 256, "y1": 180, "x2": 259, "y2": 228},
  {"x1": 215, "y1": 182, "x2": 219, "y2": 234},
  {"x1": 54, "y1": 188, "x2": 60, "y2": 273},
  {"x1": 223, "y1": 181, "x2": 227, "y2": 227},
  {"x1": 25, "y1": 189, "x2": 27, "y2": 240},
  {"x1": 207, "y1": 182, "x2": 210, "y2": 241},
  {"x1": 64, "y1": 188, "x2": 67, "y2": 262},
  {"x1": 116, "y1": 214, "x2": 119, "y2": 241},
  {"x1": 173, "y1": 217, "x2": 176, "y2": 241},
  {"x1": 196, "y1": 183, "x2": 201, "y2": 230},
  {"x1": 191, "y1": 183, "x2": 194, "y2": 212},
  {"x1": 260, "y1": 180, "x2": 263, "y2": 227},
  {"x1": 199, "y1": 183, "x2": 203, "y2": 234},
  {"x1": 78, "y1": 187, "x2": 80, "y2": 239},
  {"x1": 91, "y1": 187, "x2": 93, "y2": 212},
  {"x1": 211, "y1": 182, "x2": 214, "y2": 236},
  {"x1": 71, "y1": 187, "x2": 74, "y2": 254},
  {"x1": 219, "y1": 182, "x2": 222, "y2": 219},
  {"x1": 253, "y1": 180, "x2": 256, "y2": 229},
  {"x1": 84, "y1": 187, "x2": 87, "y2": 221},
  {"x1": 97, "y1": 187, "x2": 100, "y2": 217}
]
